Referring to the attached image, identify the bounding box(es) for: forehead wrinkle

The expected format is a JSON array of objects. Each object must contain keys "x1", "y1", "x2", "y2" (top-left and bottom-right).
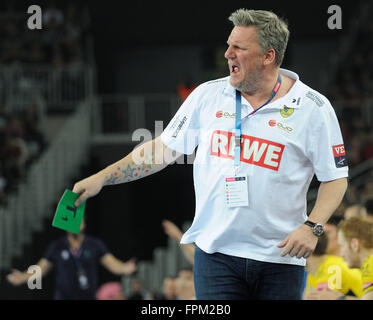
[
  {"x1": 228, "y1": 28, "x2": 257, "y2": 50},
  {"x1": 226, "y1": 38, "x2": 251, "y2": 50}
]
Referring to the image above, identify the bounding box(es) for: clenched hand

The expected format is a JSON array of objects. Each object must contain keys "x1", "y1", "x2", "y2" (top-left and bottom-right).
[{"x1": 72, "y1": 173, "x2": 106, "y2": 207}]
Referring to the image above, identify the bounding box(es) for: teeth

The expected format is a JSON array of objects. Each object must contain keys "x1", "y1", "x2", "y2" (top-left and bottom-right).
[{"x1": 232, "y1": 66, "x2": 238, "y2": 72}]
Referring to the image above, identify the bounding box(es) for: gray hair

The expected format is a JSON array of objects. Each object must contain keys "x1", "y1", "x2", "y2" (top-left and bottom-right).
[{"x1": 228, "y1": 9, "x2": 289, "y2": 66}]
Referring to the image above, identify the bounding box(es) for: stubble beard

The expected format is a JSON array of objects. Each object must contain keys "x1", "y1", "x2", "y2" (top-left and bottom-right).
[{"x1": 232, "y1": 64, "x2": 263, "y2": 95}]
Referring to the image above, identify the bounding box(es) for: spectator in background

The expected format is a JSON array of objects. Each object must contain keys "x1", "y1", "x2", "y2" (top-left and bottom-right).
[
  {"x1": 127, "y1": 278, "x2": 151, "y2": 300},
  {"x1": 304, "y1": 233, "x2": 362, "y2": 299},
  {"x1": 324, "y1": 214, "x2": 344, "y2": 256},
  {"x1": 0, "y1": 168, "x2": 7, "y2": 205},
  {"x1": 26, "y1": 34, "x2": 46, "y2": 64},
  {"x1": 177, "y1": 77, "x2": 197, "y2": 102},
  {"x1": 361, "y1": 179, "x2": 373, "y2": 202},
  {"x1": 162, "y1": 220, "x2": 194, "y2": 265},
  {"x1": 22, "y1": 104, "x2": 46, "y2": 163},
  {"x1": 64, "y1": 2, "x2": 82, "y2": 43},
  {"x1": 43, "y1": 0, "x2": 64, "y2": 28},
  {"x1": 0, "y1": 1, "x2": 87, "y2": 205},
  {"x1": 365, "y1": 198, "x2": 373, "y2": 220},
  {"x1": 2, "y1": 125, "x2": 26, "y2": 185},
  {"x1": 96, "y1": 282, "x2": 126, "y2": 300},
  {"x1": 344, "y1": 203, "x2": 367, "y2": 220},
  {"x1": 7, "y1": 218, "x2": 137, "y2": 300},
  {"x1": 4, "y1": 113, "x2": 24, "y2": 139},
  {"x1": 343, "y1": 185, "x2": 359, "y2": 205},
  {"x1": 361, "y1": 129, "x2": 373, "y2": 161},
  {"x1": 175, "y1": 268, "x2": 195, "y2": 300},
  {"x1": 306, "y1": 216, "x2": 373, "y2": 300},
  {"x1": 154, "y1": 277, "x2": 177, "y2": 300}
]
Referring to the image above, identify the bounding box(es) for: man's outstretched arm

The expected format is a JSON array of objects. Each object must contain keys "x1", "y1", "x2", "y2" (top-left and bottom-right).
[
  {"x1": 73, "y1": 136, "x2": 182, "y2": 206},
  {"x1": 7, "y1": 258, "x2": 53, "y2": 286},
  {"x1": 100, "y1": 254, "x2": 137, "y2": 276}
]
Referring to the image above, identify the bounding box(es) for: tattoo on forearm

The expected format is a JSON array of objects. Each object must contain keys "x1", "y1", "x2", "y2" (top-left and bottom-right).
[{"x1": 105, "y1": 152, "x2": 157, "y2": 185}]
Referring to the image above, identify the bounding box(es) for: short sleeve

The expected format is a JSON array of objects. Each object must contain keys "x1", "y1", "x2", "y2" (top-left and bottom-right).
[
  {"x1": 43, "y1": 241, "x2": 58, "y2": 263},
  {"x1": 306, "y1": 101, "x2": 348, "y2": 182},
  {"x1": 161, "y1": 84, "x2": 205, "y2": 155},
  {"x1": 93, "y1": 238, "x2": 109, "y2": 259}
]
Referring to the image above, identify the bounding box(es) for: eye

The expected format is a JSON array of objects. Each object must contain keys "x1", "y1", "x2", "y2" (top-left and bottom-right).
[{"x1": 226, "y1": 42, "x2": 240, "y2": 49}]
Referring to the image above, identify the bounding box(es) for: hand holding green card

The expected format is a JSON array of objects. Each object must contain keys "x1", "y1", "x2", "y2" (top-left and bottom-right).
[{"x1": 52, "y1": 189, "x2": 86, "y2": 234}]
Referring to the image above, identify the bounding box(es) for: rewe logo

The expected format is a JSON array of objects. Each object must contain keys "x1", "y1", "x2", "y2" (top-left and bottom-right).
[
  {"x1": 332, "y1": 144, "x2": 345, "y2": 157},
  {"x1": 210, "y1": 130, "x2": 285, "y2": 171}
]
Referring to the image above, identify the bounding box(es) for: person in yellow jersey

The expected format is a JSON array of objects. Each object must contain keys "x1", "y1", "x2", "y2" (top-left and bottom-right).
[
  {"x1": 306, "y1": 216, "x2": 373, "y2": 300},
  {"x1": 303, "y1": 233, "x2": 362, "y2": 299}
]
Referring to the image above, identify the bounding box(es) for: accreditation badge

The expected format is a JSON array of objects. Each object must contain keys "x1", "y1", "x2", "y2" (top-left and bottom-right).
[
  {"x1": 224, "y1": 175, "x2": 249, "y2": 207},
  {"x1": 77, "y1": 270, "x2": 90, "y2": 290}
]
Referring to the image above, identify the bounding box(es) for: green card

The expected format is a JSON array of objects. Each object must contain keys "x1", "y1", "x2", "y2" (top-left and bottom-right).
[{"x1": 52, "y1": 189, "x2": 86, "y2": 234}]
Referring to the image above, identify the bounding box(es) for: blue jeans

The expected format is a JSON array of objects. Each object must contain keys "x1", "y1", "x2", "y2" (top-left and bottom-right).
[{"x1": 194, "y1": 245, "x2": 305, "y2": 300}]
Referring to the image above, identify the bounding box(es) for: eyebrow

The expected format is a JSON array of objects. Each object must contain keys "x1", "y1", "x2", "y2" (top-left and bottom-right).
[{"x1": 226, "y1": 41, "x2": 249, "y2": 49}]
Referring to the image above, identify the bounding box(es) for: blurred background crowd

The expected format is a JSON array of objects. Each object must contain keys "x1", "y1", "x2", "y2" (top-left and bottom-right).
[
  {"x1": 0, "y1": 0, "x2": 372, "y2": 300},
  {"x1": 0, "y1": 0, "x2": 91, "y2": 208}
]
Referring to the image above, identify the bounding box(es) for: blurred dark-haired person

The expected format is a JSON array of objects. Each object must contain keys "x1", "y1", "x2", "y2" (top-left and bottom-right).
[
  {"x1": 304, "y1": 234, "x2": 362, "y2": 299},
  {"x1": 127, "y1": 278, "x2": 151, "y2": 300},
  {"x1": 306, "y1": 216, "x2": 373, "y2": 300},
  {"x1": 324, "y1": 214, "x2": 344, "y2": 256},
  {"x1": 71, "y1": 9, "x2": 348, "y2": 299},
  {"x1": 154, "y1": 277, "x2": 177, "y2": 300},
  {"x1": 7, "y1": 218, "x2": 137, "y2": 299},
  {"x1": 364, "y1": 198, "x2": 373, "y2": 221}
]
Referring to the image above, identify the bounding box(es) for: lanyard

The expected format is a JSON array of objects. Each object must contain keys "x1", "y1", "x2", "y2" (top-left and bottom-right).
[
  {"x1": 69, "y1": 244, "x2": 85, "y2": 272},
  {"x1": 234, "y1": 74, "x2": 282, "y2": 168}
]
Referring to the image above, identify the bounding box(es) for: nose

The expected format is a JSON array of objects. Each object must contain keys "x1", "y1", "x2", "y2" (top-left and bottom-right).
[{"x1": 224, "y1": 45, "x2": 234, "y2": 60}]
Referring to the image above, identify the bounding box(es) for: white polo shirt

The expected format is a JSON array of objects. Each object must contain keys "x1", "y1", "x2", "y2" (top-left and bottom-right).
[{"x1": 161, "y1": 68, "x2": 348, "y2": 266}]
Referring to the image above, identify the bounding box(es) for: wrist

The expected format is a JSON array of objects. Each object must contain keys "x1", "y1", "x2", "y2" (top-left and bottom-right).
[
  {"x1": 304, "y1": 220, "x2": 324, "y2": 237},
  {"x1": 21, "y1": 272, "x2": 30, "y2": 283},
  {"x1": 301, "y1": 224, "x2": 317, "y2": 237},
  {"x1": 98, "y1": 169, "x2": 112, "y2": 187}
]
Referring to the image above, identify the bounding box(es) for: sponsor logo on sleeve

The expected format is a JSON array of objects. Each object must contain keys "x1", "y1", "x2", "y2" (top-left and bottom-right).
[
  {"x1": 306, "y1": 91, "x2": 324, "y2": 107},
  {"x1": 171, "y1": 116, "x2": 188, "y2": 138},
  {"x1": 210, "y1": 130, "x2": 285, "y2": 171},
  {"x1": 332, "y1": 144, "x2": 348, "y2": 168},
  {"x1": 169, "y1": 115, "x2": 180, "y2": 130}
]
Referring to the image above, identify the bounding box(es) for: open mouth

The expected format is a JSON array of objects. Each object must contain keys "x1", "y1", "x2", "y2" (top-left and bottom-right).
[{"x1": 230, "y1": 64, "x2": 240, "y2": 75}]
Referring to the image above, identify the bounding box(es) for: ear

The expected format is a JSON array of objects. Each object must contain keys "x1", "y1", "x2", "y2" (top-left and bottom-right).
[
  {"x1": 262, "y1": 48, "x2": 276, "y2": 66},
  {"x1": 350, "y1": 238, "x2": 360, "y2": 253}
]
